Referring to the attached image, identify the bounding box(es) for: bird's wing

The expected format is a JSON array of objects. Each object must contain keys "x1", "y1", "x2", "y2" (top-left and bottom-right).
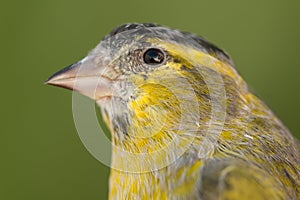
[{"x1": 198, "y1": 159, "x2": 287, "y2": 200}]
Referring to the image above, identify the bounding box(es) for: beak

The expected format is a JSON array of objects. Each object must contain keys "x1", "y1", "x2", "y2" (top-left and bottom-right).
[{"x1": 45, "y1": 59, "x2": 114, "y2": 100}]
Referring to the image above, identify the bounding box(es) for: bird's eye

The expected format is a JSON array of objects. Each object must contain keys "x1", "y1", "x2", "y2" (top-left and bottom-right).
[{"x1": 143, "y1": 48, "x2": 165, "y2": 65}]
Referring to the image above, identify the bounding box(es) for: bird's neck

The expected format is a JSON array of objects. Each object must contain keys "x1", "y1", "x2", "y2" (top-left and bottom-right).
[{"x1": 109, "y1": 147, "x2": 204, "y2": 200}]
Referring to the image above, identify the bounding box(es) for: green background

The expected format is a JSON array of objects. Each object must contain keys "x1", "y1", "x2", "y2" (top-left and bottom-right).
[{"x1": 1, "y1": 0, "x2": 299, "y2": 199}]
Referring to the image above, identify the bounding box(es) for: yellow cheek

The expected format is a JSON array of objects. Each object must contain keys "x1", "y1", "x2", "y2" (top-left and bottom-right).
[{"x1": 128, "y1": 80, "x2": 182, "y2": 144}]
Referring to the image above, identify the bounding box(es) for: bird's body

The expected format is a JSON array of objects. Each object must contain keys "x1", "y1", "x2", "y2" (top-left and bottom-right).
[{"x1": 47, "y1": 23, "x2": 300, "y2": 200}]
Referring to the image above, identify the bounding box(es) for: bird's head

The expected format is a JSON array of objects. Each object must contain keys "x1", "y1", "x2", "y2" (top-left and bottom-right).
[{"x1": 46, "y1": 23, "x2": 246, "y2": 156}]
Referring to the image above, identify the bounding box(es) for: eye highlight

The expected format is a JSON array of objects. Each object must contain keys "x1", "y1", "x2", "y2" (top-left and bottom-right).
[{"x1": 143, "y1": 48, "x2": 165, "y2": 65}]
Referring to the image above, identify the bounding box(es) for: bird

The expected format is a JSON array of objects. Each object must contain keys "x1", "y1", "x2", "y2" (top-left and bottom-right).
[{"x1": 46, "y1": 23, "x2": 300, "y2": 200}]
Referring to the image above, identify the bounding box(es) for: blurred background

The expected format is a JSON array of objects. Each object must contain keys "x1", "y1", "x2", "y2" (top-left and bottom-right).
[{"x1": 1, "y1": 0, "x2": 299, "y2": 199}]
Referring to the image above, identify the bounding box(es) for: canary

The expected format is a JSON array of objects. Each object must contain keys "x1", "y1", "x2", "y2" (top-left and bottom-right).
[{"x1": 46, "y1": 23, "x2": 300, "y2": 200}]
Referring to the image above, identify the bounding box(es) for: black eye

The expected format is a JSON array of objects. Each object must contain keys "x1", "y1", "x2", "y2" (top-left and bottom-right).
[{"x1": 143, "y1": 48, "x2": 165, "y2": 65}]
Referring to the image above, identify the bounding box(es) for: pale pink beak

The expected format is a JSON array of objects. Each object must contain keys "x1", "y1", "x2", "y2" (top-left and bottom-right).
[{"x1": 45, "y1": 60, "x2": 114, "y2": 100}]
